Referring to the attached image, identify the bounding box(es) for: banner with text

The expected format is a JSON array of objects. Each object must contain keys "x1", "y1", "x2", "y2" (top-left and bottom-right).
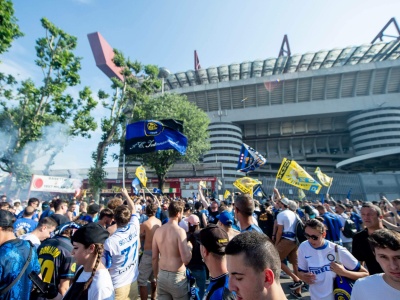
[{"x1": 30, "y1": 175, "x2": 81, "y2": 193}]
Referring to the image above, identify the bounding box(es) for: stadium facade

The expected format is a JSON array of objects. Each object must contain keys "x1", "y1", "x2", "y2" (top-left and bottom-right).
[{"x1": 89, "y1": 33, "x2": 400, "y2": 201}]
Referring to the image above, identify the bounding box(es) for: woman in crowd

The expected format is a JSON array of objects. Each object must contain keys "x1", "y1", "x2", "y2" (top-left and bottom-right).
[
  {"x1": 297, "y1": 218, "x2": 369, "y2": 300},
  {"x1": 186, "y1": 214, "x2": 207, "y2": 299},
  {"x1": 53, "y1": 222, "x2": 114, "y2": 299}
]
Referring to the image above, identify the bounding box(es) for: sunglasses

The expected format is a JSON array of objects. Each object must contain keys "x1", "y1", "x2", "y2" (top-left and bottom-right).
[{"x1": 304, "y1": 233, "x2": 321, "y2": 241}]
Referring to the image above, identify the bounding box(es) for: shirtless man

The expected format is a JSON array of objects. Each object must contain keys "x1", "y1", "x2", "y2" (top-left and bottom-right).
[
  {"x1": 152, "y1": 201, "x2": 192, "y2": 300},
  {"x1": 139, "y1": 201, "x2": 161, "y2": 300}
]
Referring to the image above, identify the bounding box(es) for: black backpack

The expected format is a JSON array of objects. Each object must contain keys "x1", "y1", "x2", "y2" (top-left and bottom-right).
[
  {"x1": 295, "y1": 214, "x2": 307, "y2": 245},
  {"x1": 342, "y1": 218, "x2": 357, "y2": 238}
]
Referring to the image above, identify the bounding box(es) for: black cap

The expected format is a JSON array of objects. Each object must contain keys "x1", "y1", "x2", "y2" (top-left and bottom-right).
[
  {"x1": 71, "y1": 222, "x2": 109, "y2": 246},
  {"x1": 199, "y1": 224, "x2": 229, "y2": 255},
  {"x1": 0, "y1": 210, "x2": 15, "y2": 227},
  {"x1": 88, "y1": 204, "x2": 100, "y2": 215}
]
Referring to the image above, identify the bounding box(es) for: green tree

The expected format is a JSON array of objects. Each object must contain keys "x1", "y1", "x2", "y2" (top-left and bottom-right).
[
  {"x1": 88, "y1": 50, "x2": 160, "y2": 201},
  {"x1": 0, "y1": 18, "x2": 97, "y2": 194},
  {"x1": 129, "y1": 93, "x2": 211, "y2": 190},
  {"x1": 0, "y1": 0, "x2": 23, "y2": 56}
]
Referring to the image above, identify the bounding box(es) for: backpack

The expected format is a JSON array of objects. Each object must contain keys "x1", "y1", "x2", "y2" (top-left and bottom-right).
[
  {"x1": 342, "y1": 218, "x2": 357, "y2": 238},
  {"x1": 295, "y1": 214, "x2": 307, "y2": 245}
]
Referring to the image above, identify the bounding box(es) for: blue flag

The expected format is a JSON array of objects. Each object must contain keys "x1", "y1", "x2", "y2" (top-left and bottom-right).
[
  {"x1": 253, "y1": 184, "x2": 268, "y2": 198},
  {"x1": 153, "y1": 188, "x2": 162, "y2": 194},
  {"x1": 132, "y1": 178, "x2": 141, "y2": 195},
  {"x1": 125, "y1": 119, "x2": 188, "y2": 155},
  {"x1": 237, "y1": 143, "x2": 267, "y2": 173}
]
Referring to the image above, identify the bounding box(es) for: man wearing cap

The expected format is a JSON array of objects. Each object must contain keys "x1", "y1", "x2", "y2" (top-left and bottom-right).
[
  {"x1": 199, "y1": 224, "x2": 236, "y2": 300},
  {"x1": 152, "y1": 201, "x2": 192, "y2": 300},
  {"x1": 234, "y1": 194, "x2": 263, "y2": 233},
  {"x1": 0, "y1": 210, "x2": 41, "y2": 300},
  {"x1": 81, "y1": 203, "x2": 100, "y2": 223},
  {"x1": 50, "y1": 199, "x2": 70, "y2": 226},
  {"x1": 216, "y1": 211, "x2": 240, "y2": 241},
  {"x1": 275, "y1": 197, "x2": 303, "y2": 297},
  {"x1": 226, "y1": 231, "x2": 287, "y2": 300},
  {"x1": 39, "y1": 201, "x2": 53, "y2": 221},
  {"x1": 36, "y1": 222, "x2": 80, "y2": 297}
]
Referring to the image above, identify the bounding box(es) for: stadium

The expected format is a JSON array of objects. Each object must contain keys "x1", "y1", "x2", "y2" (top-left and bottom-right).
[{"x1": 88, "y1": 20, "x2": 400, "y2": 201}]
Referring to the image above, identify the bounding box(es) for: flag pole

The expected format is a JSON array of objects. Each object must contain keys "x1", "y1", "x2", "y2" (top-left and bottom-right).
[
  {"x1": 144, "y1": 187, "x2": 155, "y2": 197},
  {"x1": 326, "y1": 179, "x2": 333, "y2": 195},
  {"x1": 272, "y1": 178, "x2": 278, "y2": 202},
  {"x1": 122, "y1": 154, "x2": 126, "y2": 189}
]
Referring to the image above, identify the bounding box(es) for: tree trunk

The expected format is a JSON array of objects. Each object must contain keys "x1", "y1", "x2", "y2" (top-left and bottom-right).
[
  {"x1": 92, "y1": 143, "x2": 107, "y2": 203},
  {"x1": 157, "y1": 173, "x2": 165, "y2": 193}
]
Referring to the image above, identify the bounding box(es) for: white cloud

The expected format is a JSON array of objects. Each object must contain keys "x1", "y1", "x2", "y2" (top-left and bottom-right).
[{"x1": 0, "y1": 59, "x2": 37, "y2": 81}]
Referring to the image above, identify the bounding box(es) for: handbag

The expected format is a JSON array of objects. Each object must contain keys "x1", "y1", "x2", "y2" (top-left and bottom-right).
[{"x1": 333, "y1": 245, "x2": 355, "y2": 300}]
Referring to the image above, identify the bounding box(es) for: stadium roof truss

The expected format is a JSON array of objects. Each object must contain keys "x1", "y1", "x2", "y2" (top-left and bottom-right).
[{"x1": 165, "y1": 40, "x2": 400, "y2": 90}]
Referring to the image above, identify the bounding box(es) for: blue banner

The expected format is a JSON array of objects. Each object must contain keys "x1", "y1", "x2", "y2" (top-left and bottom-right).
[
  {"x1": 124, "y1": 119, "x2": 188, "y2": 155},
  {"x1": 237, "y1": 143, "x2": 267, "y2": 173},
  {"x1": 253, "y1": 184, "x2": 268, "y2": 198}
]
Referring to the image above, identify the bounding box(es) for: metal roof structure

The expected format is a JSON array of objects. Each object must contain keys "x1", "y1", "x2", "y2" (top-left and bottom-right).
[{"x1": 164, "y1": 40, "x2": 400, "y2": 90}]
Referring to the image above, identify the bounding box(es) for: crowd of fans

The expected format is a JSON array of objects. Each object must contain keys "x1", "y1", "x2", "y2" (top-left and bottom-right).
[{"x1": 0, "y1": 186, "x2": 400, "y2": 300}]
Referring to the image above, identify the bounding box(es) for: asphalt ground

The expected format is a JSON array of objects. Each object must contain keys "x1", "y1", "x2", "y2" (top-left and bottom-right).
[
  {"x1": 143, "y1": 272, "x2": 312, "y2": 299},
  {"x1": 280, "y1": 275, "x2": 311, "y2": 300}
]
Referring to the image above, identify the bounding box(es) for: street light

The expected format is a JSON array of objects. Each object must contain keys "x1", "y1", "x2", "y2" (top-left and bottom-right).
[{"x1": 158, "y1": 67, "x2": 171, "y2": 95}]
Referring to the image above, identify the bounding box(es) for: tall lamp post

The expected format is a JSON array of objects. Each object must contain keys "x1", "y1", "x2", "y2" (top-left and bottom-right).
[{"x1": 158, "y1": 67, "x2": 171, "y2": 95}]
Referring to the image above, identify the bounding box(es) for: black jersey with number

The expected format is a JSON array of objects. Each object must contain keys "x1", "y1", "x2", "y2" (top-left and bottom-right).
[{"x1": 37, "y1": 235, "x2": 76, "y2": 287}]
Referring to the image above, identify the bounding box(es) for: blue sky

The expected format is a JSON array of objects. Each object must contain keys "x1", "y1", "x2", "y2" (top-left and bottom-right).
[{"x1": 2, "y1": 0, "x2": 400, "y2": 171}]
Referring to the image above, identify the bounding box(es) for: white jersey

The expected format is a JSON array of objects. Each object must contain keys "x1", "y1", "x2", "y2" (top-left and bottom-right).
[
  {"x1": 351, "y1": 273, "x2": 400, "y2": 300},
  {"x1": 65, "y1": 266, "x2": 114, "y2": 300},
  {"x1": 19, "y1": 233, "x2": 41, "y2": 249},
  {"x1": 298, "y1": 240, "x2": 360, "y2": 300},
  {"x1": 103, "y1": 214, "x2": 140, "y2": 288},
  {"x1": 276, "y1": 209, "x2": 297, "y2": 241}
]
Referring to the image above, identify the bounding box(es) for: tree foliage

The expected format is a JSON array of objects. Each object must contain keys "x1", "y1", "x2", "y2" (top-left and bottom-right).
[
  {"x1": 0, "y1": 0, "x2": 23, "y2": 56},
  {"x1": 0, "y1": 18, "x2": 97, "y2": 192},
  {"x1": 129, "y1": 93, "x2": 211, "y2": 190},
  {"x1": 88, "y1": 49, "x2": 161, "y2": 201}
]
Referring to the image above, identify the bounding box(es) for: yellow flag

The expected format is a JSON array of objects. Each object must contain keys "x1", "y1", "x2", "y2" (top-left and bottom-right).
[
  {"x1": 233, "y1": 177, "x2": 261, "y2": 194},
  {"x1": 223, "y1": 190, "x2": 231, "y2": 199},
  {"x1": 83, "y1": 189, "x2": 87, "y2": 198},
  {"x1": 298, "y1": 188, "x2": 306, "y2": 200},
  {"x1": 276, "y1": 158, "x2": 322, "y2": 194},
  {"x1": 315, "y1": 167, "x2": 333, "y2": 187},
  {"x1": 135, "y1": 166, "x2": 147, "y2": 187},
  {"x1": 199, "y1": 180, "x2": 207, "y2": 188}
]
